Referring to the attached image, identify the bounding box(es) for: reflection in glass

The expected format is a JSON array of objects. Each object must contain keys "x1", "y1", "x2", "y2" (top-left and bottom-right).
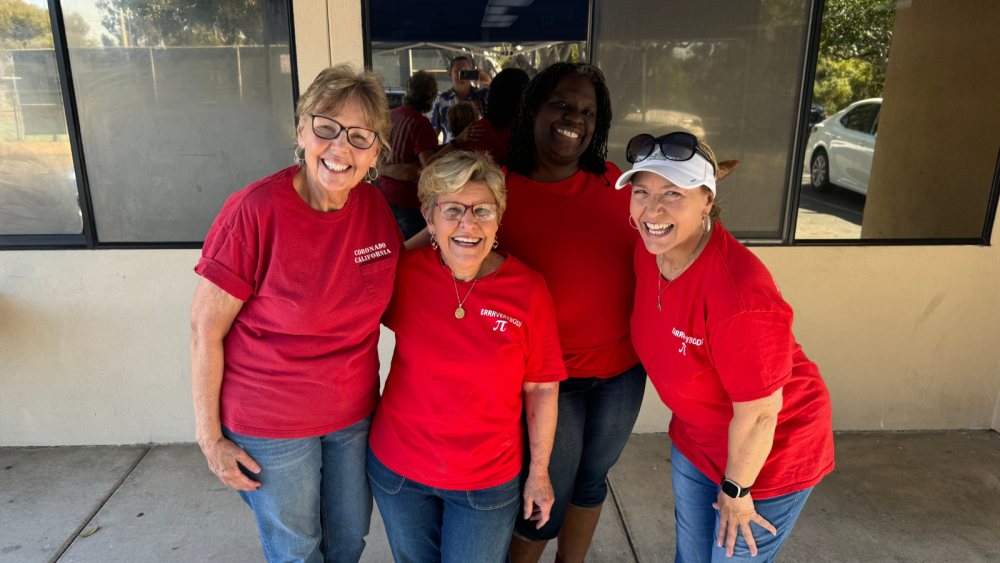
[
  {"x1": 61, "y1": 0, "x2": 297, "y2": 242},
  {"x1": 594, "y1": 0, "x2": 812, "y2": 239},
  {"x1": 795, "y1": 0, "x2": 894, "y2": 239},
  {"x1": 0, "y1": 1, "x2": 82, "y2": 235},
  {"x1": 797, "y1": 0, "x2": 998, "y2": 241}
]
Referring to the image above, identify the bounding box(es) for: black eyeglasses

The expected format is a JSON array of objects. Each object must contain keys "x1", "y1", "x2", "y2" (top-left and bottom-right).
[
  {"x1": 626, "y1": 132, "x2": 715, "y2": 174},
  {"x1": 310, "y1": 115, "x2": 379, "y2": 150}
]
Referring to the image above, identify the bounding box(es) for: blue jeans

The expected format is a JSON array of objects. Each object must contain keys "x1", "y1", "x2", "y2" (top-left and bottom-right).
[
  {"x1": 367, "y1": 447, "x2": 520, "y2": 563},
  {"x1": 671, "y1": 444, "x2": 812, "y2": 563},
  {"x1": 388, "y1": 203, "x2": 427, "y2": 241},
  {"x1": 222, "y1": 414, "x2": 374, "y2": 563},
  {"x1": 514, "y1": 363, "x2": 647, "y2": 541}
]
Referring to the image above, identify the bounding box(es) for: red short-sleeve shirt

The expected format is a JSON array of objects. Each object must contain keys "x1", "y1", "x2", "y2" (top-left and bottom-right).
[
  {"x1": 195, "y1": 166, "x2": 403, "y2": 438},
  {"x1": 379, "y1": 106, "x2": 439, "y2": 208},
  {"x1": 498, "y1": 164, "x2": 641, "y2": 378},
  {"x1": 630, "y1": 223, "x2": 835, "y2": 499},
  {"x1": 369, "y1": 248, "x2": 567, "y2": 490}
]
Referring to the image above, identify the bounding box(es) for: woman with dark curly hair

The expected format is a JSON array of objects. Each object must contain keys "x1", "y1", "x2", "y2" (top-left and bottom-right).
[{"x1": 407, "y1": 62, "x2": 645, "y2": 563}]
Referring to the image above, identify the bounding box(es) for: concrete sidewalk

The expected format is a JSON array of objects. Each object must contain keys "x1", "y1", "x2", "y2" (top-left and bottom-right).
[{"x1": 2, "y1": 431, "x2": 999, "y2": 563}]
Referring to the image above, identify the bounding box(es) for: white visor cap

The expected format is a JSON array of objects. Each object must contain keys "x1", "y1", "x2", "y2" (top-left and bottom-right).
[{"x1": 615, "y1": 149, "x2": 717, "y2": 195}]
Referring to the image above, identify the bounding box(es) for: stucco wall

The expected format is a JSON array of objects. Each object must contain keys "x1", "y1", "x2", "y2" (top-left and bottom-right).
[
  {"x1": 2, "y1": 219, "x2": 998, "y2": 446},
  {"x1": 1, "y1": 0, "x2": 998, "y2": 446}
]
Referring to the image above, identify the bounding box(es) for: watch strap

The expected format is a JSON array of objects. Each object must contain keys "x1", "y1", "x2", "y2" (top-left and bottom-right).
[{"x1": 722, "y1": 478, "x2": 751, "y2": 498}]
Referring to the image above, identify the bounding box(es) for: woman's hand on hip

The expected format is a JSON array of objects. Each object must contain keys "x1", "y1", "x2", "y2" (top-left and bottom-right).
[
  {"x1": 522, "y1": 469, "x2": 555, "y2": 528},
  {"x1": 199, "y1": 436, "x2": 262, "y2": 492},
  {"x1": 713, "y1": 492, "x2": 776, "y2": 557}
]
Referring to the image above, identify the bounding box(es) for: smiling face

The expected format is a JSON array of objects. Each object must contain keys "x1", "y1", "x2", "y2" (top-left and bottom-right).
[
  {"x1": 296, "y1": 97, "x2": 380, "y2": 197},
  {"x1": 532, "y1": 73, "x2": 597, "y2": 169},
  {"x1": 629, "y1": 171, "x2": 714, "y2": 256},
  {"x1": 425, "y1": 181, "x2": 499, "y2": 276}
]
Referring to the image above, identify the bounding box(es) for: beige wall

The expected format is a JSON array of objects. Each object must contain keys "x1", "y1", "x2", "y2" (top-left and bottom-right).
[
  {"x1": 1, "y1": 0, "x2": 998, "y2": 446},
  {"x1": 862, "y1": 0, "x2": 1000, "y2": 239}
]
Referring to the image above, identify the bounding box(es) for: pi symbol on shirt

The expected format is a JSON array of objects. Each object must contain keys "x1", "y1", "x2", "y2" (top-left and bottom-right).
[
  {"x1": 678, "y1": 341, "x2": 687, "y2": 355},
  {"x1": 493, "y1": 320, "x2": 508, "y2": 332}
]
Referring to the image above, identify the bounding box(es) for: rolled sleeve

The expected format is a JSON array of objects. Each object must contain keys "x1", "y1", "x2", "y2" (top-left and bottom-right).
[
  {"x1": 195, "y1": 215, "x2": 259, "y2": 302},
  {"x1": 195, "y1": 256, "x2": 254, "y2": 301}
]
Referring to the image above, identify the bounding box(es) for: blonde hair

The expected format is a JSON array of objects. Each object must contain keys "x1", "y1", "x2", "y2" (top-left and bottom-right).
[
  {"x1": 418, "y1": 151, "x2": 507, "y2": 222},
  {"x1": 697, "y1": 139, "x2": 723, "y2": 224},
  {"x1": 447, "y1": 102, "x2": 479, "y2": 139},
  {"x1": 295, "y1": 64, "x2": 392, "y2": 166}
]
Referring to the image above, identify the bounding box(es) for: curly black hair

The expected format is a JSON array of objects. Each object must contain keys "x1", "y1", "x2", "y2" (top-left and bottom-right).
[
  {"x1": 502, "y1": 62, "x2": 612, "y2": 178},
  {"x1": 483, "y1": 68, "x2": 530, "y2": 131}
]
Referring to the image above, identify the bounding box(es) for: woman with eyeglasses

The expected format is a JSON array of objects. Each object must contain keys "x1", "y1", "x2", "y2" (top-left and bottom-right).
[
  {"x1": 410, "y1": 62, "x2": 647, "y2": 563},
  {"x1": 190, "y1": 64, "x2": 400, "y2": 563},
  {"x1": 368, "y1": 150, "x2": 565, "y2": 562},
  {"x1": 621, "y1": 132, "x2": 834, "y2": 562}
]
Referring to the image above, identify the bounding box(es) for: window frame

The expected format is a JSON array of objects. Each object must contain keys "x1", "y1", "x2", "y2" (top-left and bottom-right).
[{"x1": 0, "y1": 0, "x2": 301, "y2": 250}]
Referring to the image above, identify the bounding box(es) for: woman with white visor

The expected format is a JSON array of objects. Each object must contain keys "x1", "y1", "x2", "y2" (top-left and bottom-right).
[{"x1": 618, "y1": 132, "x2": 834, "y2": 562}]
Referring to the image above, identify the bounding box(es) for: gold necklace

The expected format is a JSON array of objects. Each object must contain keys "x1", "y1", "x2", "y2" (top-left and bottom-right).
[
  {"x1": 452, "y1": 262, "x2": 484, "y2": 319},
  {"x1": 656, "y1": 227, "x2": 709, "y2": 312}
]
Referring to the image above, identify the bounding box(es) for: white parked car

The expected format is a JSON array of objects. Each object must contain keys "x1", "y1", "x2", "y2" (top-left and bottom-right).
[{"x1": 805, "y1": 98, "x2": 881, "y2": 195}]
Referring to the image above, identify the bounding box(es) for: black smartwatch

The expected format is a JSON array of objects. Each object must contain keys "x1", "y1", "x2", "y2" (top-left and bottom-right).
[{"x1": 721, "y1": 478, "x2": 751, "y2": 498}]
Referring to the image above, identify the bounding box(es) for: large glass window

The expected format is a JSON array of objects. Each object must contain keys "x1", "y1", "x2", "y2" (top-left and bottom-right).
[
  {"x1": 0, "y1": 0, "x2": 82, "y2": 235},
  {"x1": 796, "y1": 0, "x2": 1000, "y2": 241},
  {"x1": 59, "y1": 0, "x2": 296, "y2": 242},
  {"x1": 593, "y1": 0, "x2": 813, "y2": 240},
  {"x1": 369, "y1": 0, "x2": 589, "y2": 141}
]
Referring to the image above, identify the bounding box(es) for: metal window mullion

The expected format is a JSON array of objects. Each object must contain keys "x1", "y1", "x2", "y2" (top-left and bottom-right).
[
  {"x1": 361, "y1": 0, "x2": 372, "y2": 69},
  {"x1": 47, "y1": 0, "x2": 98, "y2": 248},
  {"x1": 782, "y1": 0, "x2": 827, "y2": 245},
  {"x1": 286, "y1": 0, "x2": 301, "y2": 105}
]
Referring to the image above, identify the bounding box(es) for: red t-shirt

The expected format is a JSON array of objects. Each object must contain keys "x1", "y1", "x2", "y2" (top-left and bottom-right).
[
  {"x1": 369, "y1": 248, "x2": 567, "y2": 489},
  {"x1": 195, "y1": 166, "x2": 403, "y2": 439},
  {"x1": 498, "y1": 164, "x2": 641, "y2": 378},
  {"x1": 630, "y1": 223, "x2": 834, "y2": 499},
  {"x1": 462, "y1": 117, "x2": 509, "y2": 165},
  {"x1": 379, "y1": 106, "x2": 439, "y2": 208}
]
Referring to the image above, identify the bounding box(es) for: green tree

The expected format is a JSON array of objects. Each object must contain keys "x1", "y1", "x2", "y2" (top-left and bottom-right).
[
  {"x1": 819, "y1": 0, "x2": 895, "y2": 74},
  {"x1": 97, "y1": 0, "x2": 265, "y2": 47},
  {"x1": 812, "y1": 0, "x2": 895, "y2": 114},
  {"x1": 0, "y1": 0, "x2": 54, "y2": 49}
]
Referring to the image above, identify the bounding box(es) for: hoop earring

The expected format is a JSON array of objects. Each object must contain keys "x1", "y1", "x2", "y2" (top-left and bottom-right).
[
  {"x1": 430, "y1": 234, "x2": 438, "y2": 250},
  {"x1": 367, "y1": 166, "x2": 380, "y2": 181},
  {"x1": 628, "y1": 214, "x2": 639, "y2": 230},
  {"x1": 294, "y1": 146, "x2": 305, "y2": 165},
  {"x1": 492, "y1": 236, "x2": 499, "y2": 249},
  {"x1": 702, "y1": 215, "x2": 711, "y2": 233}
]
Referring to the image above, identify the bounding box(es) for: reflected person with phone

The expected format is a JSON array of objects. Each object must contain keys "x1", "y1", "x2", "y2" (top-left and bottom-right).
[{"x1": 431, "y1": 55, "x2": 492, "y2": 143}]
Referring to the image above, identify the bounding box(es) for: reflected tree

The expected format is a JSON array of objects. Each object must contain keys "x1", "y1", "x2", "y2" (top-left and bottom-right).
[
  {"x1": 97, "y1": 0, "x2": 265, "y2": 47},
  {"x1": 813, "y1": 0, "x2": 895, "y2": 113}
]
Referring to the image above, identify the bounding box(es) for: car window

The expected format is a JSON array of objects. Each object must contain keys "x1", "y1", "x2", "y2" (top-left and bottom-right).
[
  {"x1": 869, "y1": 108, "x2": 880, "y2": 136},
  {"x1": 840, "y1": 103, "x2": 878, "y2": 132}
]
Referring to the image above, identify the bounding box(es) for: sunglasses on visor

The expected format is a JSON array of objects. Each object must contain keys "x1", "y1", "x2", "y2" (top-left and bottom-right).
[{"x1": 626, "y1": 132, "x2": 716, "y2": 175}]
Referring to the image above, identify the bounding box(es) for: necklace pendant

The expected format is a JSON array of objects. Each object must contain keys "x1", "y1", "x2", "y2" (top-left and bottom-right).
[
  {"x1": 455, "y1": 307, "x2": 466, "y2": 319},
  {"x1": 657, "y1": 296, "x2": 662, "y2": 312}
]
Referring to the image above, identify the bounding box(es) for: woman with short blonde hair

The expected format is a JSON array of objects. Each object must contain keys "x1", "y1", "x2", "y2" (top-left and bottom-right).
[
  {"x1": 191, "y1": 63, "x2": 401, "y2": 563},
  {"x1": 369, "y1": 150, "x2": 565, "y2": 562}
]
